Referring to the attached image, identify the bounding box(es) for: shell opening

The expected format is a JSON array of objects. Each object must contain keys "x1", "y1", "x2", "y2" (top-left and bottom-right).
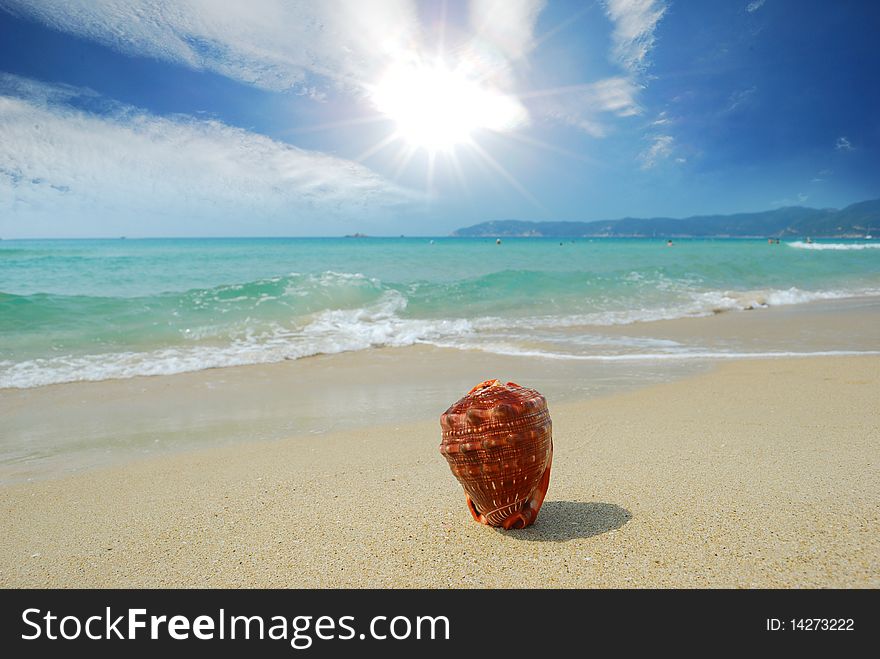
[
  {"x1": 466, "y1": 379, "x2": 522, "y2": 395},
  {"x1": 468, "y1": 379, "x2": 502, "y2": 395}
]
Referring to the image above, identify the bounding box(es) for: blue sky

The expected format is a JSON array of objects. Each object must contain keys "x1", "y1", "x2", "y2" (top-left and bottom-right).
[{"x1": 1, "y1": 0, "x2": 878, "y2": 237}]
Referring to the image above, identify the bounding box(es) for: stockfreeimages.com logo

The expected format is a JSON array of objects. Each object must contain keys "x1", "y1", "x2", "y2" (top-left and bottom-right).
[{"x1": 22, "y1": 608, "x2": 450, "y2": 649}]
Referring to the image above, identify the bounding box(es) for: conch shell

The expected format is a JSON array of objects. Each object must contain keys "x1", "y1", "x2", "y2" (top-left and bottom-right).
[{"x1": 439, "y1": 379, "x2": 552, "y2": 529}]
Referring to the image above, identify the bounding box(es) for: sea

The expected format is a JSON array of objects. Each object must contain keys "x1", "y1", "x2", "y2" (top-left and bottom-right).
[{"x1": 2, "y1": 236, "x2": 880, "y2": 390}]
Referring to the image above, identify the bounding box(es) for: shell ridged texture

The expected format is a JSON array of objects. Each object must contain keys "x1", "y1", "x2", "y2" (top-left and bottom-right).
[{"x1": 440, "y1": 380, "x2": 552, "y2": 528}]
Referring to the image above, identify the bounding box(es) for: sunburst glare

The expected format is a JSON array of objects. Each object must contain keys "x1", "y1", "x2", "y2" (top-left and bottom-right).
[{"x1": 369, "y1": 58, "x2": 527, "y2": 153}]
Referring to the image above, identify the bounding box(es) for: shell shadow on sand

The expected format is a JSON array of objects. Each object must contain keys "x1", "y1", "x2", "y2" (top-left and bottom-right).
[{"x1": 501, "y1": 501, "x2": 631, "y2": 542}]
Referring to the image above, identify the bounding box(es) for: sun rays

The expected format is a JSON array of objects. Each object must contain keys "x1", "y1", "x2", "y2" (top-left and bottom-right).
[{"x1": 286, "y1": 4, "x2": 593, "y2": 208}]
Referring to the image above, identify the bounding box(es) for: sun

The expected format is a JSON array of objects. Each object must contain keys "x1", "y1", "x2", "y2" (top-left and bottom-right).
[{"x1": 370, "y1": 59, "x2": 526, "y2": 152}]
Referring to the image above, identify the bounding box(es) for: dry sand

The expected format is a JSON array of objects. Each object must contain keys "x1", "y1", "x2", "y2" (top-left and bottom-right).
[{"x1": 1, "y1": 354, "x2": 877, "y2": 588}]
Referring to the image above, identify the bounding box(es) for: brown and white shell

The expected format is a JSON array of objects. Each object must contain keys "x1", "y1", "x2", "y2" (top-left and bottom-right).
[{"x1": 439, "y1": 379, "x2": 552, "y2": 529}]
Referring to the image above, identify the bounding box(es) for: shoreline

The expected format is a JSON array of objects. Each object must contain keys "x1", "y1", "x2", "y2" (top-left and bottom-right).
[
  {"x1": 2, "y1": 294, "x2": 879, "y2": 483},
  {"x1": 0, "y1": 344, "x2": 711, "y2": 484},
  {"x1": 4, "y1": 289, "x2": 880, "y2": 391},
  {"x1": 1, "y1": 354, "x2": 877, "y2": 588}
]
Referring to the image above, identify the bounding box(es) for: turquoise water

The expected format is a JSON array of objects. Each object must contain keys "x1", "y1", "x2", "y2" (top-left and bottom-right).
[{"x1": 2, "y1": 237, "x2": 879, "y2": 388}]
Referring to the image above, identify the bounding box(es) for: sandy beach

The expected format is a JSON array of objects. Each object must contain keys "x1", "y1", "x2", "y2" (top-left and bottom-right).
[
  {"x1": 1, "y1": 353, "x2": 877, "y2": 588},
  {"x1": 2, "y1": 0, "x2": 880, "y2": 602}
]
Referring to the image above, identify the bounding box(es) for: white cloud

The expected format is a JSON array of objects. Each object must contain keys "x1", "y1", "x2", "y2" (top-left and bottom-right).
[
  {"x1": 771, "y1": 192, "x2": 811, "y2": 207},
  {"x1": 1, "y1": 1, "x2": 542, "y2": 140},
  {"x1": 535, "y1": 1, "x2": 665, "y2": 138},
  {"x1": 469, "y1": 0, "x2": 546, "y2": 62},
  {"x1": 536, "y1": 77, "x2": 641, "y2": 137},
  {"x1": 746, "y1": 0, "x2": 766, "y2": 13},
  {"x1": 0, "y1": 74, "x2": 413, "y2": 237},
  {"x1": 835, "y1": 136, "x2": 853, "y2": 151},
  {"x1": 725, "y1": 85, "x2": 757, "y2": 113},
  {"x1": 603, "y1": 0, "x2": 668, "y2": 72},
  {"x1": 1, "y1": 1, "x2": 676, "y2": 161},
  {"x1": 586, "y1": 77, "x2": 642, "y2": 117},
  {"x1": 0, "y1": 0, "x2": 422, "y2": 93},
  {"x1": 651, "y1": 111, "x2": 670, "y2": 126},
  {"x1": 638, "y1": 134, "x2": 673, "y2": 169}
]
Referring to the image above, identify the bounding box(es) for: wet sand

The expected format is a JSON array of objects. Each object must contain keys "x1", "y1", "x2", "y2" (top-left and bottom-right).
[
  {"x1": 1, "y1": 355, "x2": 877, "y2": 588},
  {"x1": 3, "y1": 295, "x2": 878, "y2": 485}
]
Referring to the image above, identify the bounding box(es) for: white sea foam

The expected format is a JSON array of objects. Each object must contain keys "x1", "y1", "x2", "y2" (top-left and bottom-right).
[
  {"x1": 2, "y1": 284, "x2": 879, "y2": 388},
  {"x1": 692, "y1": 286, "x2": 876, "y2": 310},
  {"x1": 483, "y1": 332, "x2": 683, "y2": 349},
  {"x1": 448, "y1": 345, "x2": 880, "y2": 362},
  {"x1": 0, "y1": 291, "x2": 476, "y2": 388},
  {"x1": 788, "y1": 241, "x2": 880, "y2": 251},
  {"x1": 470, "y1": 285, "x2": 880, "y2": 331}
]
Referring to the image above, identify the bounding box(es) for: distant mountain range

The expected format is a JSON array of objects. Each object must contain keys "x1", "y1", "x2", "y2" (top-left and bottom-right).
[{"x1": 452, "y1": 199, "x2": 880, "y2": 238}]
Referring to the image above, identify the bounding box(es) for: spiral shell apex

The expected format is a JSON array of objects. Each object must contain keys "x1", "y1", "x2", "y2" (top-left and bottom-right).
[{"x1": 439, "y1": 379, "x2": 553, "y2": 529}]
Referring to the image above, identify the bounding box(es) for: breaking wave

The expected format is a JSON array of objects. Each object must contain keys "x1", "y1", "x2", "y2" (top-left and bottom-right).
[
  {"x1": 788, "y1": 241, "x2": 880, "y2": 251},
  {"x1": 2, "y1": 267, "x2": 878, "y2": 388}
]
